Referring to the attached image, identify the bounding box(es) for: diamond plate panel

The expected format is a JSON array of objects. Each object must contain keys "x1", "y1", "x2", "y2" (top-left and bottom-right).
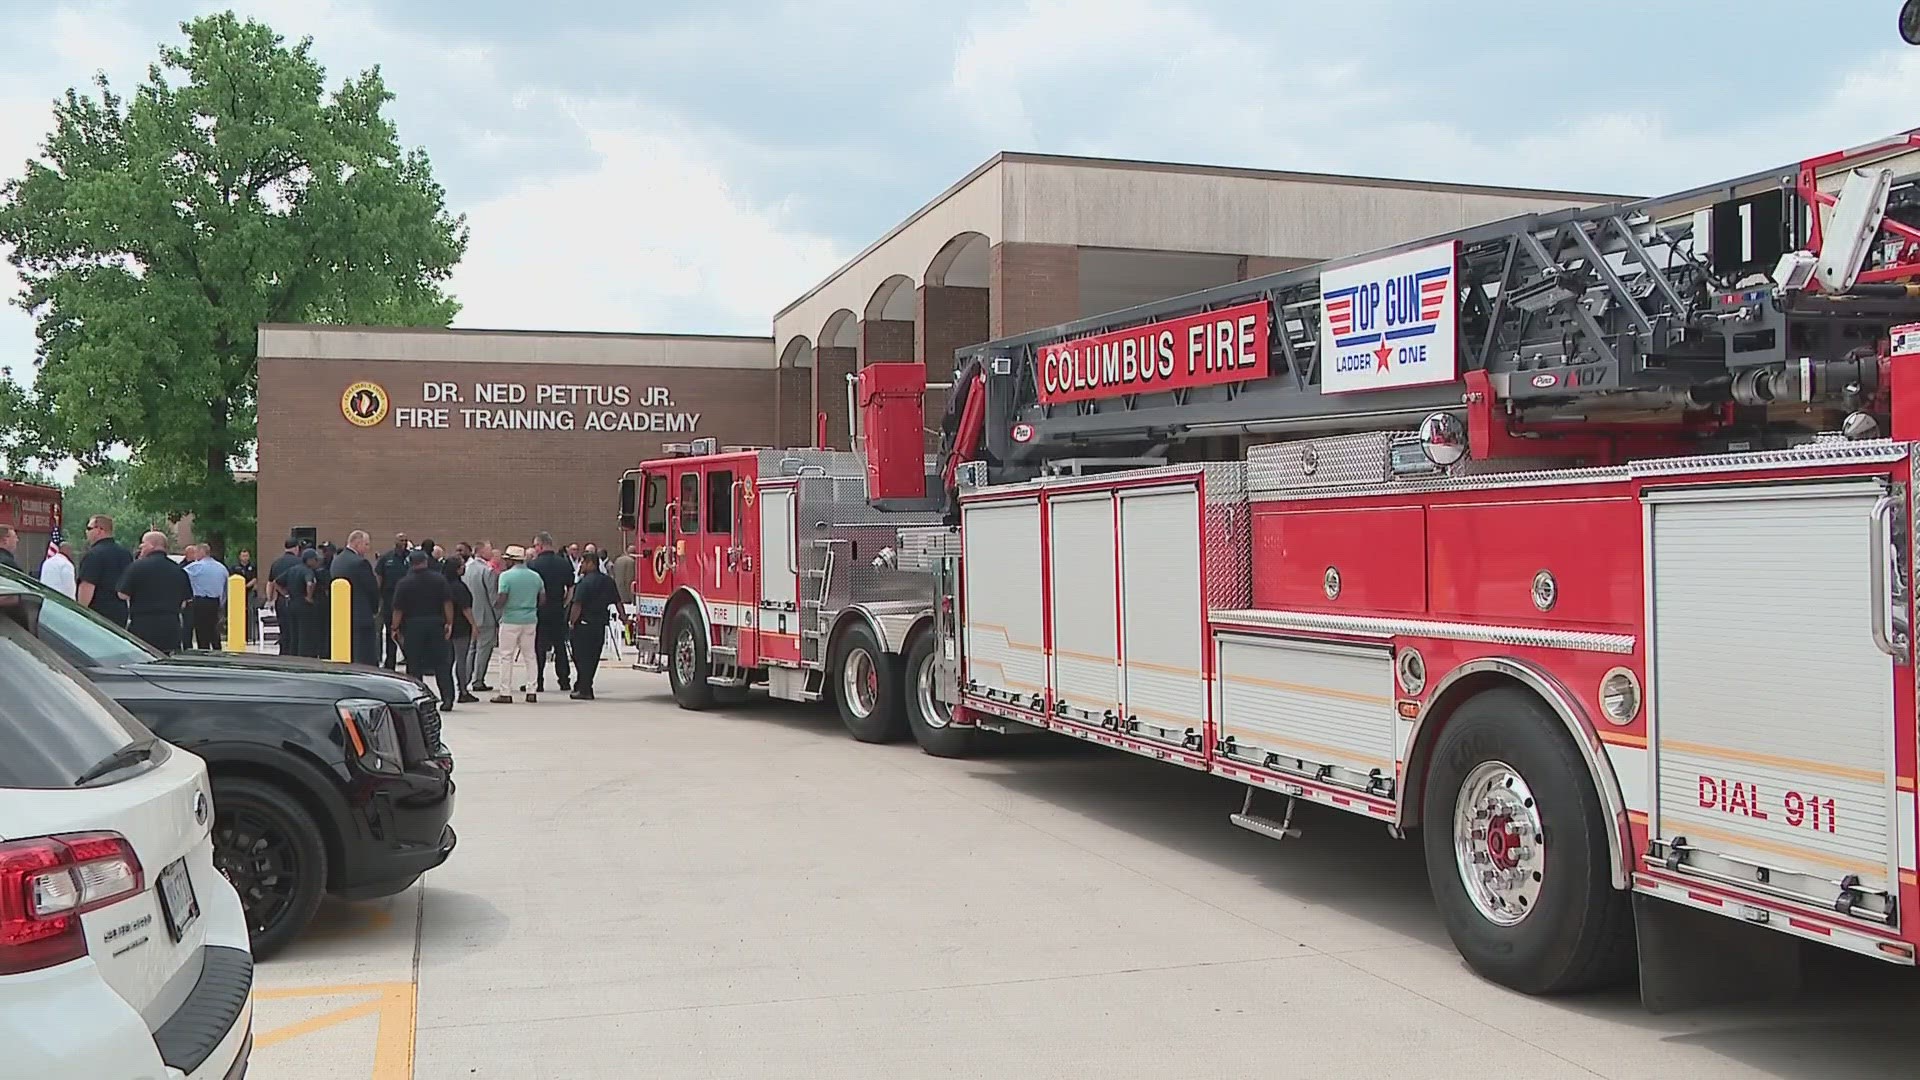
[
  {"x1": 1201, "y1": 462, "x2": 1251, "y2": 611},
  {"x1": 1204, "y1": 501, "x2": 1251, "y2": 610},
  {"x1": 897, "y1": 526, "x2": 960, "y2": 572},
  {"x1": 1246, "y1": 433, "x2": 1407, "y2": 495}
]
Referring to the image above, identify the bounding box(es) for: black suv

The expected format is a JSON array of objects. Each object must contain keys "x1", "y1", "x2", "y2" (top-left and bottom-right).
[{"x1": 0, "y1": 567, "x2": 456, "y2": 958}]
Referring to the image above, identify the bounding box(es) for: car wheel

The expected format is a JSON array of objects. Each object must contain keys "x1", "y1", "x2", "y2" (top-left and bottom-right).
[
  {"x1": 832, "y1": 621, "x2": 906, "y2": 743},
  {"x1": 212, "y1": 777, "x2": 328, "y2": 961},
  {"x1": 1421, "y1": 687, "x2": 1635, "y2": 994},
  {"x1": 904, "y1": 631, "x2": 973, "y2": 758},
  {"x1": 665, "y1": 606, "x2": 715, "y2": 711}
]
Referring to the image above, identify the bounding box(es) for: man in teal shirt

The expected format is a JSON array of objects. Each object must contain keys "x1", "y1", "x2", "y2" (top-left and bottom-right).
[{"x1": 492, "y1": 545, "x2": 545, "y2": 703}]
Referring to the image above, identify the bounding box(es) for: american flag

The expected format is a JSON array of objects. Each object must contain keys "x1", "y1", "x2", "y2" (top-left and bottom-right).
[
  {"x1": 1325, "y1": 291, "x2": 1355, "y2": 336},
  {"x1": 46, "y1": 522, "x2": 61, "y2": 560},
  {"x1": 1417, "y1": 268, "x2": 1450, "y2": 323}
]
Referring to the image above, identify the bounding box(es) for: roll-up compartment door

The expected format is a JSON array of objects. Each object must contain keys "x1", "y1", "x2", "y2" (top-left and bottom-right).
[
  {"x1": 759, "y1": 488, "x2": 797, "y2": 608},
  {"x1": 1048, "y1": 492, "x2": 1119, "y2": 724},
  {"x1": 961, "y1": 498, "x2": 1046, "y2": 703},
  {"x1": 1215, "y1": 634, "x2": 1396, "y2": 796},
  {"x1": 1119, "y1": 485, "x2": 1205, "y2": 749},
  {"x1": 1647, "y1": 479, "x2": 1901, "y2": 922}
]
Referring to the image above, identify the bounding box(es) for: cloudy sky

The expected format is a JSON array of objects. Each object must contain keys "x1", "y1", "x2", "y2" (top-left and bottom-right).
[{"x1": 0, "y1": 0, "x2": 1916, "y2": 387}]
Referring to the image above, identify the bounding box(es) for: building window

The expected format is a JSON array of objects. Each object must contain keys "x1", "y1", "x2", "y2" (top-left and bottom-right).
[
  {"x1": 643, "y1": 474, "x2": 668, "y2": 533},
  {"x1": 706, "y1": 470, "x2": 733, "y2": 535},
  {"x1": 678, "y1": 472, "x2": 700, "y2": 534}
]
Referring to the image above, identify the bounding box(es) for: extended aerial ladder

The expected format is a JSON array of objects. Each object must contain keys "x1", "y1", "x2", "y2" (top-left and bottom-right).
[{"x1": 930, "y1": 132, "x2": 1920, "y2": 495}]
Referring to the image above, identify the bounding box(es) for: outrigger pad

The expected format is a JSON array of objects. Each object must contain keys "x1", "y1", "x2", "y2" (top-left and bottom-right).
[{"x1": 1634, "y1": 893, "x2": 1801, "y2": 1013}]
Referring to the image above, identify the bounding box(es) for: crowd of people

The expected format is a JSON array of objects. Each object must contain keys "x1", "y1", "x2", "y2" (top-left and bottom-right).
[
  {"x1": 265, "y1": 530, "x2": 633, "y2": 712},
  {"x1": 17, "y1": 513, "x2": 244, "y2": 654},
  {"x1": 14, "y1": 514, "x2": 640, "y2": 715}
]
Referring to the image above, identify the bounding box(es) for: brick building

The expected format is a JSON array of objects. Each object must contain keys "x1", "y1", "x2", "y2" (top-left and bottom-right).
[
  {"x1": 774, "y1": 152, "x2": 1625, "y2": 449},
  {"x1": 256, "y1": 327, "x2": 775, "y2": 555},
  {"x1": 255, "y1": 151, "x2": 1624, "y2": 555}
]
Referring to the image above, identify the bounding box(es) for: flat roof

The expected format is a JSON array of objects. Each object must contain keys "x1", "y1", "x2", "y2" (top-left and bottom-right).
[
  {"x1": 774, "y1": 150, "x2": 1637, "y2": 321},
  {"x1": 258, "y1": 324, "x2": 776, "y2": 370}
]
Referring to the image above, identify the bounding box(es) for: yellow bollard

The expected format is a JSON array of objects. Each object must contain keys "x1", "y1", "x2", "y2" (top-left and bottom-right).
[
  {"x1": 331, "y1": 577, "x2": 352, "y2": 663},
  {"x1": 226, "y1": 574, "x2": 246, "y2": 652}
]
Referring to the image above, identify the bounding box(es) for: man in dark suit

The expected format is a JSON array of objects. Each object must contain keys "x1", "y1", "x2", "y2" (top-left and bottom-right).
[{"x1": 331, "y1": 530, "x2": 383, "y2": 665}]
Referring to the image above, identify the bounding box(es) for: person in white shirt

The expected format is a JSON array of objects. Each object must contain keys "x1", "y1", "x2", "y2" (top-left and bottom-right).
[{"x1": 39, "y1": 541, "x2": 76, "y2": 598}]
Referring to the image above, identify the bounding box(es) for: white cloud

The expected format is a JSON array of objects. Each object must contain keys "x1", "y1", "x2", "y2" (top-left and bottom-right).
[
  {"x1": 943, "y1": 0, "x2": 1920, "y2": 196},
  {"x1": 450, "y1": 99, "x2": 846, "y2": 333},
  {"x1": 0, "y1": 0, "x2": 846, "y2": 355}
]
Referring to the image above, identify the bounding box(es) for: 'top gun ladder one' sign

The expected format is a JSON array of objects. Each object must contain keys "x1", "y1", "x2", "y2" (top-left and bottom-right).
[{"x1": 1319, "y1": 240, "x2": 1460, "y2": 394}]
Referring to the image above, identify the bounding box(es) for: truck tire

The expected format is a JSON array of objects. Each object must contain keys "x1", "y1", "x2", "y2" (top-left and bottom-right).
[
  {"x1": 211, "y1": 777, "x2": 328, "y2": 962},
  {"x1": 903, "y1": 631, "x2": 974, "y2": 758},
  {"x1": 666, "y1": 606, "x2": 716, "y2": 711},
  {"x1": 1421, "y1": 686, "x2": 1635, "y2": 994},
  {"x1": 831, "y1": 621, "x2": 906, "y2": 743}
]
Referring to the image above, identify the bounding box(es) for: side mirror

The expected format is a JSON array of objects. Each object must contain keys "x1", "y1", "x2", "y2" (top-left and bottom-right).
[{"x1": 1905, "y1": 0, "x2": 1920, "y2": 44}]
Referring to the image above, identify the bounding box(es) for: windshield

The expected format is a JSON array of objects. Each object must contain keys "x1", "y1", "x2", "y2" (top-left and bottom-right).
[
  {"x1": 0, "y1": 592, "x2": 157, "y2": 789},
  {"x1": 0, "y1": 566, "x2": 163, "y2": 669}
]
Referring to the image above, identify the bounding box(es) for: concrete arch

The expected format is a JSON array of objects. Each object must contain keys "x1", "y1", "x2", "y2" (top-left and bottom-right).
[
  {"x1": 864, "y1": 274, "x2": 916, "y2": 322},
  {"x1": 925, "y1": 232, "x2": 991, "y2": 289},
  {"x1": 819, "y1": 309, "x2": 859, "y2": 349},
  {"x1": 779, "y1": 334, "x2": 814, "y2": 369}
]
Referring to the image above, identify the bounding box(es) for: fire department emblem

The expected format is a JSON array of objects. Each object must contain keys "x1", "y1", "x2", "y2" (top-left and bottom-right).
[
  {"x1": 741, "y1": 477, "x2": 755, "y2": 506},
  {"x1": 341, "y1": 381, "x2": 389, "y2": 427},
  {"x1": 652, "y1": 545, "x2": 671, "y2": 580}
]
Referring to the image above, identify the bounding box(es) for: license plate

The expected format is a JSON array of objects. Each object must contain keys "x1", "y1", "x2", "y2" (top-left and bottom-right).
[{"x1": 157, "y1": 858, "x2": 200, "y2": 942}]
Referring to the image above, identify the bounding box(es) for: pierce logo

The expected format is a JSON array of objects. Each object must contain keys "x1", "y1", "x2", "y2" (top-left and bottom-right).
[
  {"x1": 1011, "y1": 423, "x2": 1035, "y2": 443},
  {"x1": 341, "y1": 381, "x2": 389, "y2": 427}
]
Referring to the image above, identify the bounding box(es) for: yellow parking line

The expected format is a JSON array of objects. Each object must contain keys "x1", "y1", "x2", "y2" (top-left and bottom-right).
[
  {"x1": 256, "y1": 1000, "x2": 384, "y2": 1048},
  {"x1": 255, "y1": 981, "x2": 415, "y2": 1079}
]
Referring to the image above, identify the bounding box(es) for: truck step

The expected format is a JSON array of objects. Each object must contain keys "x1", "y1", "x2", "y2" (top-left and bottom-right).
[
  {"x1": 1229, "y1": 811, "x2": 1303, "y2": 842},
  {"x1": 1229, "y1": 787, "x2": 1301, "y2": 841}
]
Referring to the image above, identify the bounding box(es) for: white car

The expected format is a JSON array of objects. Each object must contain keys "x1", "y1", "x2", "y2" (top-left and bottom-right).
[{"x1": 0, "y1": 591, "x2": 253, "y2": 1078}]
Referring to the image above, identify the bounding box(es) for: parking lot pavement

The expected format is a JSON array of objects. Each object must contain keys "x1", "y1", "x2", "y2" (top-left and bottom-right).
[{"x1": 261, "y1": 664, "x2": 1920, "y2": 1080}]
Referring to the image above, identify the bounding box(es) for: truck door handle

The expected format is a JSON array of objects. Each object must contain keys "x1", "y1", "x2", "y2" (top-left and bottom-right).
[{"x1": 1869, "y1": 495, "x2": 1908, "y2": 659}]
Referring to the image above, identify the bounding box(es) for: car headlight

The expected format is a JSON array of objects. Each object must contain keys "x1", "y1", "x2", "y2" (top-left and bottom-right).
[{"x1": 337, "y1": 698, "x2": 403, "y2": 774}]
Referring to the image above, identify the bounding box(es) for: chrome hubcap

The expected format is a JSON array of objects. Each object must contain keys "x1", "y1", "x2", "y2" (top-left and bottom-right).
[
  {"x1": 842, "y1": 648, "x2": 877, "y2": 717},
  {"x1": 1452, "y1": 760, "x2": 1545, "y2": 927},
  {"x1": 674, "y1": 628, "x2": 696, "y2": 683},
  {"x1": 915, "y1": 647, "x2": 949, "y2": 729}
]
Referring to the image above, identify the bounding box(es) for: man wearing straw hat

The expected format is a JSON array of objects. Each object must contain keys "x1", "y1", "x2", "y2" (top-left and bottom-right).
[{"x1": 491, "y1": 544, "x2": 543, "y2": 704}]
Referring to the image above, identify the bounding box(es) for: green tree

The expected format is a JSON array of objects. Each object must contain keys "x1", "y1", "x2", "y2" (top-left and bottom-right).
[
  {"x1": 0, "y1": 11, "x2": 468, "y2": 555},
  {"x1": 63, "y1": 460, "x2": 159, "y2": 549}
]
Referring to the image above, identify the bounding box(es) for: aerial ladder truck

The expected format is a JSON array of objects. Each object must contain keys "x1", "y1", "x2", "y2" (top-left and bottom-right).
[{"x1": 620, "y1": 129, "x2": 1920, "y2": 1007}]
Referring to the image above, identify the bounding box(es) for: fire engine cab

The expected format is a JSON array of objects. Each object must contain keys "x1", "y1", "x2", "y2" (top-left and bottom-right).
[{"x1": 621, "y1": 130, "x2": 1920, "y2": 1008}]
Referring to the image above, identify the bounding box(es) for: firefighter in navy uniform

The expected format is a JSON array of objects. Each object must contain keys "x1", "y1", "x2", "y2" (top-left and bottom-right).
[
  {"x1": 527, "y1": 531, "x2": 575, "y2": 693},
  {"x1": 116, "y1": 531, "x2": 192, "y2": 653},
  {"x1": 375, "y1": 533, "x2": 413, "y2": 669},
  {"x1": 391, "y1": 550, "x2": 456, "y2": 710},
  {"x1": 266, "y1": 537, "x2": 301, "y2": 654},
  {"x1": 567, "y1": 550, "x2": 627, "y2": 700}
]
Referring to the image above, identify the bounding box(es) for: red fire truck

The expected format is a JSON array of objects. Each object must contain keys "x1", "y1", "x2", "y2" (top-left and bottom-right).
[
  {"x1": 0, "y1": 477, "x2": 61, "y2": 575},
  {"x1": 620, "y1": 131, "x2": 1920, "y2": 1008}
]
